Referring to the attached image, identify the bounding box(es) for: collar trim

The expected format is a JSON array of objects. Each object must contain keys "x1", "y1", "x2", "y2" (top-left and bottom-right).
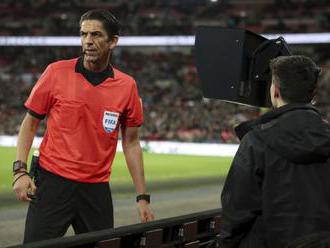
[{"x1": 75, "y1": 57, "x2": 114, "y2": 86}]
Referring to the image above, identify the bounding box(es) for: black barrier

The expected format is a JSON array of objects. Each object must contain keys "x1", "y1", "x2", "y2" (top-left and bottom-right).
[{"x1": 10, "y1": 209, "x2": 221, "y2": 248}]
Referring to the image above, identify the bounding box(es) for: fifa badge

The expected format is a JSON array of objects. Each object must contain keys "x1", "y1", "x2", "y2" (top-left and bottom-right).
[{"x1": 103, "y1": 111, "x2": 119, "y2": 133}]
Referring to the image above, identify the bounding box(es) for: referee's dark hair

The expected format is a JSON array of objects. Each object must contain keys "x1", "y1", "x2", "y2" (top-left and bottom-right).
[
  {"x1": 270, "y1": 55, "x2": 321, "y2": 104},
  {"x1": 80, "y1": 9, "x2": 120, "y2": 39}
]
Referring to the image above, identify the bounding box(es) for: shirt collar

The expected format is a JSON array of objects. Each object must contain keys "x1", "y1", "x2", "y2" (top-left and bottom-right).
[
  {"x1": 235, "y1": 103, "x2": 319, "y2": 140},
  {"x1": 75, "y1": 56, "x2": 114, "y2": 86}
]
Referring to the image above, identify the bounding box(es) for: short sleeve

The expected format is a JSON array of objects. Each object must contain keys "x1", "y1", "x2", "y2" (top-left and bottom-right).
[
  {"x1": 24, "y1": 65, "x2": 54, "y2": 117},
  {"x1": 121, "y1": 80, "x2": 144, "y2": 127}
]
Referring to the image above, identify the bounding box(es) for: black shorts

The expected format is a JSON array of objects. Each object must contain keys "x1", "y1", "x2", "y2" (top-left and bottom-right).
[{"x1": 24, "y1": 167, "x2": 114, "y2": 244}]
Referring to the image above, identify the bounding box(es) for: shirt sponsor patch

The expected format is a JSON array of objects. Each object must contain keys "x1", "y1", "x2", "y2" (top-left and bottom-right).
[{"x1": 103, "y1": 111, "x2": 119, "y2": 133}]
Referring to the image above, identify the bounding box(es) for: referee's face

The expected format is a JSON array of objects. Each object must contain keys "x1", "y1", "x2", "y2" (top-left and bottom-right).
[{"x1": 80, "y1": 20, "x2": 118, "y2": 69}]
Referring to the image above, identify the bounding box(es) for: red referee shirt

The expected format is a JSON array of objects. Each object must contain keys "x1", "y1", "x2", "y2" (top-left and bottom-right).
[{"x1": 25, "y1": 58, "x2": 143, "y2": 183}]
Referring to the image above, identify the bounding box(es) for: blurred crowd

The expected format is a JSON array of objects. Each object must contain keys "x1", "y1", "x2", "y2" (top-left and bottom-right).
[
  {"x1": 0, "y1": 45, "x2": 329, "y2": 143},
  {"x1": 0, "y1": 0, "x2": 329, "y2": 36},
  {"x1": 1, "y1": 0, "x2": 330, "y2": 143}
]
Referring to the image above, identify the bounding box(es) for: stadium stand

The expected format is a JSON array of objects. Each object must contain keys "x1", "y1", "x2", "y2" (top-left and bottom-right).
[
  {"x1": 0, "y1": 0, "x2": 329, "y2": 36},
  {"x1": 0, "y1": 0, "x2": 330, "y2": 144},
  {"x1": 0, "y1": 45, "x2": 329, "y2": 143}
]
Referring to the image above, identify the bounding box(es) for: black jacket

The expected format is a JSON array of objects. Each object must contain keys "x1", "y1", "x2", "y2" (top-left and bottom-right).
[{"x1": 219, "y1": 104, "x2": 330, "y2": 248}]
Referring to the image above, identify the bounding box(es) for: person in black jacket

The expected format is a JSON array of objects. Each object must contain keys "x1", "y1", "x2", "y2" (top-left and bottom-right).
[{"x1": 219, "y1": 55, "x2": 330, "y2": 248}]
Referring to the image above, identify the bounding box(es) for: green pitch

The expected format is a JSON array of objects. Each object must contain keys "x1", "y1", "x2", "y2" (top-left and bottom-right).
[{"x1": 0, "y1": 146, "x2": 232, "y2": 193}]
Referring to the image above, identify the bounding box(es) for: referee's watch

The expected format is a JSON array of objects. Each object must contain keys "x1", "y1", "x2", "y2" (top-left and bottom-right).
[
  {"x1": 13, "y1": 160, "x2": 27, "y2": 174},
  {"x1": 136, "y1": 194, "x2": 151, "y2": 203}
]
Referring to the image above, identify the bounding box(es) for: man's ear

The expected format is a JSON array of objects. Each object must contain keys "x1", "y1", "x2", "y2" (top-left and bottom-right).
[
  {"x1": 109, "y1": 35, "x2": 118, "y2": 50},
  {"x1": 274, "y1": 84, "x2": 280, "y2": 98}
]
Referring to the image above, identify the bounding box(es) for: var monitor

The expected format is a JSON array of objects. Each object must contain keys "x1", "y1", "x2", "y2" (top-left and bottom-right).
[{"x1": 195, "y1": 26, "x2": 291, "y2": 107}]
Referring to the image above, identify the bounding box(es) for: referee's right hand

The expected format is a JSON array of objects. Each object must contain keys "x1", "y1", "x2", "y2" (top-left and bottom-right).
[{"x1": 13, "y1": 172, "x2": 37, "y2": 202}]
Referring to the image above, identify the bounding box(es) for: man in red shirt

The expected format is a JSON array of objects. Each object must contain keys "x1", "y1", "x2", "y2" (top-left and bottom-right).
[{"x1": 12, "y1": 9, "x2": 154, "y2": 243}]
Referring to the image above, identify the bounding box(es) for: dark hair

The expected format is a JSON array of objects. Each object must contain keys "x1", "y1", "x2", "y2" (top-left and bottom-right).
[
  {"x1": 80, "y1": 9, "x2": 120, "y2": 39},
  {"x1": 270, "y1": 55, "x2": 320, "y2": 103}
]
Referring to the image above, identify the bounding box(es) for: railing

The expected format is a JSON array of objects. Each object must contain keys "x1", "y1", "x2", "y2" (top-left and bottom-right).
[{"x1": 12, "y1": 209, "x2": 221, "y2": 248}]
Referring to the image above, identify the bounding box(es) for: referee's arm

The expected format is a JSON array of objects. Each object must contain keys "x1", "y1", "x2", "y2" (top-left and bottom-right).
[
  {"x1": 13, "y1": 112, "x2": 41, "y2": 201},
  {"x1": 121, "y1": 126, "x2": 154, "y2": 223}
]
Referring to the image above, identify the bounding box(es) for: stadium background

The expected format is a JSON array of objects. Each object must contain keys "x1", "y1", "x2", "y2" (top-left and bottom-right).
[{"x1": 0, "y1": 0, "x2": 330, "y2": 246}]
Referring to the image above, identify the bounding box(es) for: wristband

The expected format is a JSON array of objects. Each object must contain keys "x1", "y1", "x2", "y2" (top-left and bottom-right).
[
  {"x1": 136, "y1": 194, "x2": 150, "y2": 203},
  {"x1": 13, "y1": 160, "x2": 27, "y2": 173},
  {"x1": 12, "y1": 172, "x2": 30, "y2": 187}
]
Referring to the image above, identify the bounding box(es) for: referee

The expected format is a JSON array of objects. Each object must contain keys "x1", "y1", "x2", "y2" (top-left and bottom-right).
[{"x1": 12, "y1": 9, "x2": 154, "y2": 243}]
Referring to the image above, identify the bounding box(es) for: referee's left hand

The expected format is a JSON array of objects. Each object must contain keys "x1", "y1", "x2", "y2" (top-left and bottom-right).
[{"x1": 137, "y1": 200, "x2": 155, "y2": 223}]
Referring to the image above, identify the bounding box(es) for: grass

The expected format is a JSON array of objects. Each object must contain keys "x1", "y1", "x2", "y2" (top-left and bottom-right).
[{"x1": 0, "y1": 146, "x2": 232, "y2": 193}]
